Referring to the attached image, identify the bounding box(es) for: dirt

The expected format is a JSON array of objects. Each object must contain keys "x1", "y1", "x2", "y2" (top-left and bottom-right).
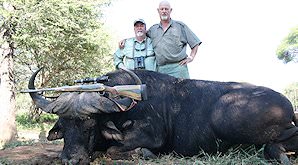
[
  {"x1": 0, "y1": 130, "x2": 133, "y2": 165},
  {"x1": 0, "y1": 143, "x2": 63, "y2": 165},
  {"x1": 0, "y1": 130, "x2": 63, "y2": 165}
]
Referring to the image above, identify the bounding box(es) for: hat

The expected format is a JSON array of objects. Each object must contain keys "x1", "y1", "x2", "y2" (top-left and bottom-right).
[{"x1": 134, "y1": 19, "x2": 146, "y2": 26}]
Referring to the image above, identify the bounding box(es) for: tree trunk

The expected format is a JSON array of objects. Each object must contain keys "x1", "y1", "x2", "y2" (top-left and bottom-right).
[{"x1": 0, "y1": 27, "x2": 17, "y2": 149}]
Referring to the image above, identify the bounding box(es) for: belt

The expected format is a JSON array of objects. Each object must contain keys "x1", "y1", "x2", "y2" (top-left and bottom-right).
[{"x1": 157, "y1": 56, "x2": 187, "y2": 66}]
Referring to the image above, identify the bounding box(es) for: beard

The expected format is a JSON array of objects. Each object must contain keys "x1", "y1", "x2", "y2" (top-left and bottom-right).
[
  {"x1": 161, "y1": 15, "x2": 168, "y2": 21},
  {"x1": 136, "y1": 32, "x2": 144, "y2": 37}
]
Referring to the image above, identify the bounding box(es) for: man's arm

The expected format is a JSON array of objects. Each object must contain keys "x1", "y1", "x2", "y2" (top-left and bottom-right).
[
  {"x1": 113, "y1": 49, "x2": 125, "y2": 69},
  {"x1": 179, "y1": 44, "x2": 199, "y2": 65},
  {"x1": 189, "y1": 44, "x2": 199, "y2": 60}
]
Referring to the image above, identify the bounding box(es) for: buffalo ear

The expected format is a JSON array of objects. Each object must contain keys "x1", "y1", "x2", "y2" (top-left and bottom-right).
[
  {"x1": 47, "y1": 121, "x2": 63, "y2": 141},
  {"x1": 47, "y1": 130, "x2": 63, "y2": 141},
  {"x1": 122, "y1": 120, "x2": 133, "y2": 130},
  {"x1": 101, "y1": 121, "x2": 123, "y2": 141}
]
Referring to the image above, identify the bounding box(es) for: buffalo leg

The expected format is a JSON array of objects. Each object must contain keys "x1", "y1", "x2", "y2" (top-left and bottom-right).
[
  {"x1": 264, "y1": 143, "x2": 291, "y2": 165},
  {"x1": 280, "y1": 133, "x2": 298, "y2": 158}
]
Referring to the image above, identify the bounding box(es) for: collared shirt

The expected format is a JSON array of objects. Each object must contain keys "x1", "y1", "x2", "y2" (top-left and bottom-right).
[
  {"x1": 147, "y1": 19, "x2": 202, "y2": 66},
  {"x1": 114, "y1": 37, "x2": 156, "y2": 71}
]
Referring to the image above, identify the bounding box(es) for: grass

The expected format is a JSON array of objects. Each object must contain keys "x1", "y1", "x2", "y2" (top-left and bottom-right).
[
  {"x1": 3, "y1": 139, "x2": 37, "y2": 149},
  {"x1": 92, "y1": 146, "x2": 282, "y2": 165}
]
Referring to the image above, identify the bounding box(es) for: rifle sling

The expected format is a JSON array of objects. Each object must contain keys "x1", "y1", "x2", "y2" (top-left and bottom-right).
[{"x1": 108, "y1": 97, "x2": 137, "y2": 112}]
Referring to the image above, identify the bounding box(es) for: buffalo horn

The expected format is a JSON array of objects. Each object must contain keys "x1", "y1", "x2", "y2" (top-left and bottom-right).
[
  {"x1": 28, "y1": 68, "x2": 52, "y2": 111},
  {"x1": 119, "y1": 66, "x2": 142, "y2": 85}
]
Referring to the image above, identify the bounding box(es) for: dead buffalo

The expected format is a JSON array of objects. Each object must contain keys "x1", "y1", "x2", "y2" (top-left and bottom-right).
[{"x1": 27, "y1": 69, "x2": 298, "y2": 165}]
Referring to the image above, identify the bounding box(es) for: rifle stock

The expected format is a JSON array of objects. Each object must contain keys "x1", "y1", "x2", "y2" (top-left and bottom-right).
[
  {"x1": 105, "y1": 84, "x2": 147, "y2": 101},
  {"x1": 20, "y1": 84, "x2": 147, "y2": 101}
]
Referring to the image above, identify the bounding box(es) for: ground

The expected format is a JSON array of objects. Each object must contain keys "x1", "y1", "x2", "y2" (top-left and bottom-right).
[
  {"x1": 0, "y1": 130, "x2": 135, "y2": 165},
  {"x1": 0, "y1": 143, "x2": 63, "y2": 165},
  {"x1": 0, "y1": 130, "x2": 63, "y2": 165}
]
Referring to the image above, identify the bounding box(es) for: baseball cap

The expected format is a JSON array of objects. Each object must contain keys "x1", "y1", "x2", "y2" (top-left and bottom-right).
[{"x1": 134, "y1": 19, "x2": 146, "y2": 26}]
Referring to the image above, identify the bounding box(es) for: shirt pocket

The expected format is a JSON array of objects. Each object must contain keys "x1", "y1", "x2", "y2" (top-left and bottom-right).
[
  {"x1": 147, "y1": 44, "x2": 155, "y2": 57},
  {"x1": 166, "y1": 28, "x2": 182, "y2": 47},
  {"x1": 122, "y1": 47, "x2": 134, "y2": 59}
]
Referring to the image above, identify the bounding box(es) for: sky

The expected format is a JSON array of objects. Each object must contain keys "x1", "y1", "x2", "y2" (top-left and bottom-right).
[{"x1": 102, "y1": 0, "x2": 298, "y2": 92}]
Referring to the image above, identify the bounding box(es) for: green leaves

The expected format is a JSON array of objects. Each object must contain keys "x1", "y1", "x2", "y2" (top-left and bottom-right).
[
  {"x1": 277, "y1": 26, "x2": 298, "y2": 63},
  {"x1": 8, "y1": 0, "x2": 113, "y2": 87}
]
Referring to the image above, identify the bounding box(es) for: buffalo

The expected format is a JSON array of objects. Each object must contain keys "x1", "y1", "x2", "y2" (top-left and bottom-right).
[{"x1": 27, "y1": 69, "x2": 298, "y2": 164}]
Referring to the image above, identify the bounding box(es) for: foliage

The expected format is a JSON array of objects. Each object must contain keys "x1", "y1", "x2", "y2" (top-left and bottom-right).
[
  {"x1": 16, "y1": 112, "x2": 57, "y2": 129},
  {"x1": 15, "y1": 91, "x2": 32, "y2": 113},
  {"x1": 277, "y1": 26, "x2": 298, "y2": 63},
  {"x1": 3, "y1": 111, "x2": 59, "y2": 149},
  {"x1": 283, "y1": 82, "x2": 298, "y2": 111},
  {"x1": 3, "y1": 137, "x2": 62, "y2": 149},
  {"x1": 3, "y1": 139, "x2": 37, "y2": 148},
  {"x1": 0, "y1": 0, "x2": 114, "y2": 90},
  {"x1": 16, "y1": 92, "x2": 57, "y2": 129},
  {"x1": 0, "y1": 0, "x2": 115, "y2": 125}
]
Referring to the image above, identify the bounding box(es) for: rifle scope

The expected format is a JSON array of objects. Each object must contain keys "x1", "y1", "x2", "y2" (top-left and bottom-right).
[{"x1": 74, "y1": 75, "x2": 109, "y2": 83}]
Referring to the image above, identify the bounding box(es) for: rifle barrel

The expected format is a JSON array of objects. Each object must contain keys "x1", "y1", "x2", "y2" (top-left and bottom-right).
[
  {"x1": 20, "y1": 84, "x2": 147, "y2": 101},
  {"x1": 20, "y1": 84, "x2": 105, "y2": 93}
]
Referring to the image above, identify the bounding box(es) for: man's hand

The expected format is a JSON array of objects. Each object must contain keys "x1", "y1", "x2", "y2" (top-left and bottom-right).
[
  {"x1": 179, "y1": 56, "x2": 194, "y2": 65},
  {"x1": 180, "y1": 44, "x2": 199, "y2": 65},
  {"x1": 119, "y1": 39, "x2": 126, "y2": 49}
]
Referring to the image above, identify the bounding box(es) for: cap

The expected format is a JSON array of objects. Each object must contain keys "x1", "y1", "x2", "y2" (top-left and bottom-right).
[{"x1": 133, "y1": 19, "x2": 146, "y2": 26}]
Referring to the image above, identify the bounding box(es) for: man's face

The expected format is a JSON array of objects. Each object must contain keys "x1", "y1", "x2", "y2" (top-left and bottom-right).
[
  {"x1": 158, "y1": 4, "x2": 172, "y2": 21},
  {"x1": 134, "y1": 22, "x2": 146, "y2": 37}
]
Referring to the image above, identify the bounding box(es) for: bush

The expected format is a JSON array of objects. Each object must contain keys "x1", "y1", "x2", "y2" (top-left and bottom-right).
[
  {"x1": 16, "y1": 92, "x2": 58, "y2": 129},
  {"x1": 16, "y1": 113, "x2": 57, "y2": 130}
]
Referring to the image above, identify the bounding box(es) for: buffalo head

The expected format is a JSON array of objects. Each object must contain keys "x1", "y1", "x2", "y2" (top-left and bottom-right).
[{"x1": 28, "y1": 68, "x2": 142, "y2": 164}]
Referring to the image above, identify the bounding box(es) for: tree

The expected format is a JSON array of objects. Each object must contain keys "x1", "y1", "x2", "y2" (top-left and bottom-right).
[
  {"x1": 0, "y1": 2, "x2": 16, "y2": 149},
  {"x1": 277, "y1": 26, "x2": 298, "y2": 63},
  {"x1": 283, "y1": 82, "x2": 298, "y2": 111},
  {"x1": 13, "y1": 0, "x2": 113, "y2": 88},
  {"x1": 0, "y1": 0, "x2": 113, "y2": 148}
]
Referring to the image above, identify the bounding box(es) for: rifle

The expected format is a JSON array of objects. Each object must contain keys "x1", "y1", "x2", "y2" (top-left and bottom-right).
[{"x1": 20, "y1": 83, "x2": 147, "y2": 101}]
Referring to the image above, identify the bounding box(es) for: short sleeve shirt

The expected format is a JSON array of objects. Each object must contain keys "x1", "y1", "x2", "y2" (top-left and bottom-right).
[
  {"x1": 113, "y1": 37, "x2": 156, "y2": 71},
  {"x1": 147, "y1": 19, "x2": 202, "y2": 66}
]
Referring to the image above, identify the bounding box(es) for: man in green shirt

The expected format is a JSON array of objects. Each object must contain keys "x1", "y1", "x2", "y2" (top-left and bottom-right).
[
  {"x1": 146, "y1": 0, "x2": 202, "y2": 78},
  {"x1": 114, "y1": 19, "x2": 156, "y2": 71}
]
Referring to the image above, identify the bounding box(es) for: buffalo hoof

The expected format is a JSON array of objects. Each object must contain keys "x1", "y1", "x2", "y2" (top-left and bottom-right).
[
  {"x1": 61, "y1": 158, "x2": 90, "y2": 165},
  {"x1": 106, "y1": 146, "x2": 156, "y2": 160},
  {"x1": 264, "y1": 143, "x2": 291, "y2": 165},
  {"x1": 134, "y1": 147, "x2": 157, "y2": 159}
]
